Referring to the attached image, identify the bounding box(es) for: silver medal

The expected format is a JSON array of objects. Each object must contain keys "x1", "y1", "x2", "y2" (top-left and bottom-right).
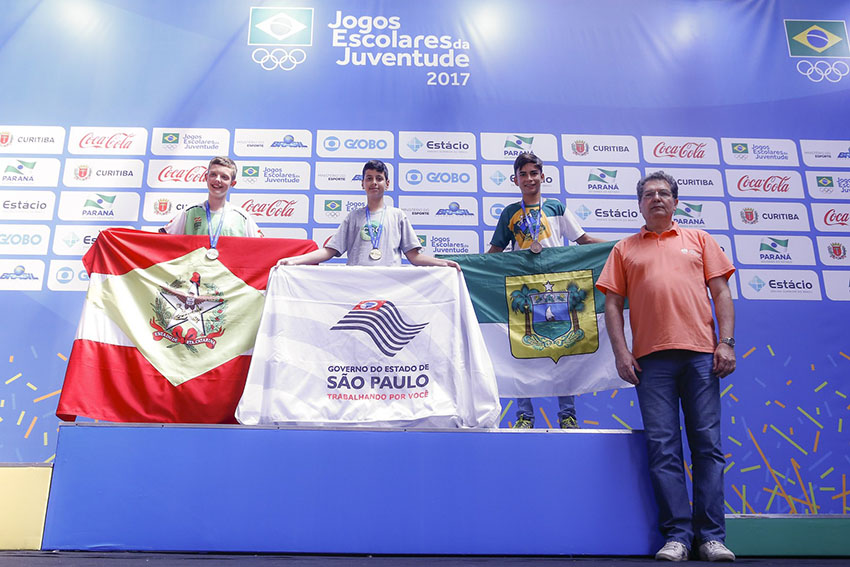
[
  {"x1": 206, "y1": 248, "x2": 220, "y2": 260},
  {"x1": 369, "y1": 248, "x2": 382, "y2": 261}
]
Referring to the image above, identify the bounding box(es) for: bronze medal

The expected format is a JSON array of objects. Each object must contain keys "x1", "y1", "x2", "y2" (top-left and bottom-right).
[{"x1": 530, "y1": 240, "x2": 543, "y2": 254}]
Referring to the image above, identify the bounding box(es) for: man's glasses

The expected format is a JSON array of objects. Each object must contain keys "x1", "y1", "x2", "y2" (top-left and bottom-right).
[{"x1": 641, "y1": 189, "x2": 674, "y2": 200}]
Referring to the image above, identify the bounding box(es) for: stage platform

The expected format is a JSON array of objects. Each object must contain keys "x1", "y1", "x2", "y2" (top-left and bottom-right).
[{"x1": 42, "y1": 424, "x2": 659, "y2": 554}]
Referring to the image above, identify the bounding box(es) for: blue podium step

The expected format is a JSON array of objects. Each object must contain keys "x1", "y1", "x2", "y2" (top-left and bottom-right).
[{"x1": 42, "y1": 424, "x2": 659, "y2": 554}]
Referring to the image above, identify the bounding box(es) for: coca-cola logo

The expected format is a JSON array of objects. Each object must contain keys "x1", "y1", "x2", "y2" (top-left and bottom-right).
[
  {"x1": 653, "y1": 141, "x2": 706, "y2": 159},
  {"x1": 824, "y1": 208, "x2": 849, "y2": 226},
  {"x1": 79, "y1": 132, "x2": 136, "y2": 150},
  {"x1": 241, "y1": 199, "x2": 297, "y2": 217},
  {"x1": 737, "y1": 175, "x2": 791, "y2": 193},
  {"x1": 157, "y1": 165, "x2": 208, "y2": 183}
]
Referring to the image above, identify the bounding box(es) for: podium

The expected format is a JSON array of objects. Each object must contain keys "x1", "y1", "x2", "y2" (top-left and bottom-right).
[{"x1": 42, "y1": 424, "x2": 659, "y2": 554}]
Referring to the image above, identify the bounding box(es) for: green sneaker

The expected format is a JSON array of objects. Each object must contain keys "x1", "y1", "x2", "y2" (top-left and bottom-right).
[
  {"x1": 559, "y1": 415, "x2": 580, "y2": 429},
  {"x1": 512, "y1": 416, "x2": 534, "y2": 429}
]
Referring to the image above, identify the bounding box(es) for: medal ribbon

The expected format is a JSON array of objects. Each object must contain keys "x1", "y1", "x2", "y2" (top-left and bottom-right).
[
  {"x1": 520, "y1": 201, "x2": 542, "y2": 246},
  {"x1": 205, "y1": 201, "x2": 226, "y2": 251},
  {"x1": 364, "y1": 207, "x2": 385, "y2": 251}
]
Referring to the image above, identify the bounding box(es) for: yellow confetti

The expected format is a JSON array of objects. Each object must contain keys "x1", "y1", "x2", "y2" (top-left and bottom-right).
[
  {"x1": 821, "y1": 467, "x2": 835, "y2": 479},
  {"x1": 720, "y1": 384, "x2": 733, "y2": 397},
  {"x1": 539, "y1": 406, "x2": 553, "y2": 429},
  {"x1": 767, "y1": 344, "x2": 775, "y2": 356},
  {"x1": 33, "y1": 389, "x2": 61, "y2": 403},
  {"x1": 56, "y1": 352, "x2": 68, "y2": 361},
  {"x1": 7, "y1": 355, "x2": 12, "y2": 363},
  {"x1": 724, "y1": 461, "x2": 736, "y2": 473},
  {"x1": 5, "y1": 372, "x2": 22, "y2": 385},
  {"x1": 43, "y1": 432, "x2": 48, "y2": 446},
  {"x1": 839, "y1": 418, "x2": 843, "y2": 434},
  {"x1": 498, "y1": 399, "x2": 513, "y2": 423},
  {"x1": 797, "y1": 407, "x2": 823, "y2": 429},
  {"x1": 819, "y1": 487, "x2": 835, "y2": 492},
  {"x1": 16, "y1": 411, "x2": 25, "y2": 426},
  {"x1": 611, "y1": 413, "x2": 632, "y2": 430},
  {"x1": 836, "y1": 390, "x2": 847, "y2": 399},
  {"x1": 731, "y1": 416, "x2": 736, "y2": 424},
  {"x1": 770, "y1": 424, "x2": 808, "y2": 455},
  {"x1": 727, "y1": 435, "x2": 742, "y2": 446},
  {"x1": 26, "y1": 382, "x2": 37, "y2": 391},
  {"x1": 814, "y1": 381, "x2": 828, "y2": 392},
  {"x1": 43, "y1": 454, "x2": 55, "y2": 463},
  {"x1": 24, "y1": 416, "x2": 37, "y2": 439},
  {"x1": 740, "y1": 465, "x2": 761, "y2": 473}
]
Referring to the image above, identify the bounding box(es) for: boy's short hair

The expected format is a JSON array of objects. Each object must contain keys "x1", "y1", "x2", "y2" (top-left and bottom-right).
[
  {"x1": 362, "y1": 159, "x2": 390, "y2": 183},
  {"x1": 208, "y1": 156, "x2": 237, "y2": 179},
  {"x1": 513, "y1": 152, "x2": 544, "y2": 176}
]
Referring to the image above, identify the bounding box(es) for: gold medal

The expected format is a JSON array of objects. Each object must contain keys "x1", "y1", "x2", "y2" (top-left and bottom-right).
[
  {"x1": 206, "y1": 248, "x2": 220, "y2": 260},
  {"x1": 530, "y1": 240, "x2": 543, "y2": 254},
  {"x1": 369, "y1": 248, "x2": 382, "y2": 261}
]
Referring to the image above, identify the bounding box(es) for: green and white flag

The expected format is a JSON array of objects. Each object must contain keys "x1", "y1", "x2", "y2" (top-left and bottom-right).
[
  {"x1": 504, "y1": 135, "x2": 534, "y2": 150},
  {"x1": 441, "y1": 242, "x2": 631, "y2": 398},
  {"x1": 588, "y1": 168, "x2": 618, "y2": 184},
  {"x1": 760, "y1": 237, "x2": 789, "y2": 253}
]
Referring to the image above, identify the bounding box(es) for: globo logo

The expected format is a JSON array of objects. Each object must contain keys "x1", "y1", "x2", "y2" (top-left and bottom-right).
[
  {"x1": 323, "y1": 136, "x2": 341, "y2": 151},
  {"x1": 426, "y1": 171, "x2": 471, "y2": 184},
  {"x1": 406, "y1": 169, "x2": 423, "y2": 185},
  {"x1": 343, "y1": 138, "x2": 388, "y2": 150}
]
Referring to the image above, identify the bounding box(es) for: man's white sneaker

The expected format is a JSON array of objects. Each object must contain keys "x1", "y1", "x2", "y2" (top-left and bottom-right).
[
  {"x1": 698, "y1": 540, "x2": 736, "y2": 562},
  {"x1": 655, "y1": 541, "x2": 689, "y2": 561}
]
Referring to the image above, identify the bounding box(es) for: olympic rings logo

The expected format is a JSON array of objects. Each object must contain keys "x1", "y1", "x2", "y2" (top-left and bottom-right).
[
  {"x1": 251, "y1": 48, "x2": 307, "y2": 71},
  {"x1": 796, "y1": 60, "x2": 849, "y2": 83}
]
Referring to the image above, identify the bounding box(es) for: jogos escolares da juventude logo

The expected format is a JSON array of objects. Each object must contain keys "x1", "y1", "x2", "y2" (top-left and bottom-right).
[
  {"x1": 785, "y1": 20, "x2": 850, "y2": 83},
  {"x1": 150, "y1": 271, "x2": 228, "y2": 353},
  {"x1": 505, "y1": 270, "x2": 598, "y2": 362},
  {"x1": 248, "y1": 7, "x2": 314, "y2": 71}
]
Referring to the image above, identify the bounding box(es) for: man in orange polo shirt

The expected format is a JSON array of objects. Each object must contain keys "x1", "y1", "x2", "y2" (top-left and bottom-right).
[{"x1": 596, "y1": 171, "x2": 736, "y2": 562}]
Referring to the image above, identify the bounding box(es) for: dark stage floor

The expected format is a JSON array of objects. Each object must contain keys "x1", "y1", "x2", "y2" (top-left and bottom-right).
[{"x1": 0, "y1": 553, "x2": 847, "y2": 566}]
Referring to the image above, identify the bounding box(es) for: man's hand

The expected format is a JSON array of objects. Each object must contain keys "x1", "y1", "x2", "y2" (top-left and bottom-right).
[
  {"x1": 713, "y1": 343, "x2": 736, "y2": 378},
  {"x1": 614, "y1": 349, "x2": 641, "y2": 385}
]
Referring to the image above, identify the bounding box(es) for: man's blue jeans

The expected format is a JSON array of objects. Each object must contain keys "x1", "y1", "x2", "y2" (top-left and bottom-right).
[
  {"x1": 635, "y1": 350, "x2": 726, "y2": 548},
  {"x1": 516, "y1": 395, "x2": 575, "y2": 424}
]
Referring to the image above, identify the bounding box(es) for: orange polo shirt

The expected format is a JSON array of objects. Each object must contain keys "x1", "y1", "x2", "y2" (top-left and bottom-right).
[{"x1": 595, "y1": 222, "x2": 734, "y2": 360}]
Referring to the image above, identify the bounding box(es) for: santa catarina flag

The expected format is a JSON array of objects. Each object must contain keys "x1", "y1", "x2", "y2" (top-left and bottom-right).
[
  {"x1": 236, "y1": 265, "x2": 501, "y2": 428},
  {"x1": 56, "y1": 228, "x2": 316, "y2": 423},
  {"x1": 440, "y1": 242, "x2": 632, "y2": 398}
]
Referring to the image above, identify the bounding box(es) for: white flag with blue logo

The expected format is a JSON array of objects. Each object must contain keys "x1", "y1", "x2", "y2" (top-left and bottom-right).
[{"x1": 236, "y1": 265, "x2": 500, "y2": 428}]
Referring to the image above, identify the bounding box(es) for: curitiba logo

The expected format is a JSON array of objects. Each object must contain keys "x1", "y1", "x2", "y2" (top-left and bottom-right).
[
  {"x1": 505, "y1": 271, "x2": 599, "y2": 362},
  {"x1": 150, "y1": 271, "x2": 227, "y2": 353}
]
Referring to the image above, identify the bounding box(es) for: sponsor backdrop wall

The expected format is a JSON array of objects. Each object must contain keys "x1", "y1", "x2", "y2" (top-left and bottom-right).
[{"x1": 1, "y1": 0, "x2": 848, "y2": 515}]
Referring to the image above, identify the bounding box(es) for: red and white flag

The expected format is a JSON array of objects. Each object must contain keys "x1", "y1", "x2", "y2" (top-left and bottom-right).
[{"x1": 56, "y1": 228, "x2": 316, "y2": 423}]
